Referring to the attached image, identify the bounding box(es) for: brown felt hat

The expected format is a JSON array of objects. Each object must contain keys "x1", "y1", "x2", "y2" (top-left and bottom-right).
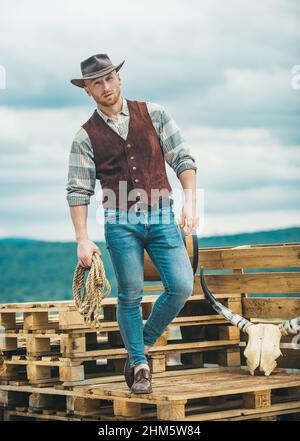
[{"x1": 71, "y1": 53, "x2": 125, "y2": 88}]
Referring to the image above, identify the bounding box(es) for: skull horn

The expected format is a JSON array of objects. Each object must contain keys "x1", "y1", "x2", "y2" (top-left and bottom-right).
[
  {"x1": 199, "y1": 266, "x2": 300, "y2": 376},
  {"x1": 278, "y1": 317, "x2": 300, "y2": 336},
  {"x1": 200, "y1": 266, "x2": 252, "y2": 332}
]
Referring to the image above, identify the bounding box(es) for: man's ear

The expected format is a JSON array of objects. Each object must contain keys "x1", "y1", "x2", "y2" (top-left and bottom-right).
[{"x1": 84, "y1": 86, "x2": 91, "y2": 96}]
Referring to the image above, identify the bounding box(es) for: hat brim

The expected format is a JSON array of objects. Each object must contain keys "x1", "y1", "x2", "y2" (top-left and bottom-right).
[{"x1": 71, "y1": 60, "x2": 125, "y2": 88}]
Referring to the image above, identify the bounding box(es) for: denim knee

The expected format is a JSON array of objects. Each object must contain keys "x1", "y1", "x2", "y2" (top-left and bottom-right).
[
  {"x1": 168, "y1": 277, "x2": 193, "y2": 300},
  {"x1": 117, "y1": 286, "x2": 143, "y2": 308}
]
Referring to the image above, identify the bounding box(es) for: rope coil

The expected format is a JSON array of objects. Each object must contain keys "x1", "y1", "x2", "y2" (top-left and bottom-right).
[{"x1": 72, "y1": 253, "x2": 111, "y2": 328}]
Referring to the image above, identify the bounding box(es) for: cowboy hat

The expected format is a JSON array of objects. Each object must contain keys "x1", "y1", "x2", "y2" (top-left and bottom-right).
[{"x1": 71, "y1": 54, "x2": 125, "y2": 88}]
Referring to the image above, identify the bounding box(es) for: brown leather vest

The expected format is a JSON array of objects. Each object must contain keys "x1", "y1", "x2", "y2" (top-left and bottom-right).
[{"x1": 82, "y1": 99, "x2": 173, "y2": 211}]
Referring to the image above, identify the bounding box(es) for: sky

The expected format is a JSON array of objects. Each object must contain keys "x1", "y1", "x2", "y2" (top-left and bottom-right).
[{"x1": 0, "y1": 0, "x2": 299, "y2": 241}]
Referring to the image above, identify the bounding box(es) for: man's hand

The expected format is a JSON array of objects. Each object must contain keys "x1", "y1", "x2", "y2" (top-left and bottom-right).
[
  {"x1": 77, "y1": 239, "x2": 101, "y2": 268},
  {"x1": 179, "y1": 200, "x2": 199, "y2": 236}
]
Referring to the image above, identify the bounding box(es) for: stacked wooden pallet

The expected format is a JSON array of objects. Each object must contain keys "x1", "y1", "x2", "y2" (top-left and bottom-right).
[
  {"x1": 1, "y1": 368, "x2": 300, "y2": 421},
  {"x1": 0, "y1": 242, "x2": 299, "y2": 421},
  {"x1": 0, "y1": 291, "x2": 240, "y2": 387}
]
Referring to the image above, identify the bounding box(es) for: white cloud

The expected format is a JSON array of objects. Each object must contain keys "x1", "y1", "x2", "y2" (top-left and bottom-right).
[
  {"x1": 0, "y1": 0, "x2": 299, "y2": 240},
  {"x1": 185, "y1": 127, "x2": 300, "y2": 192},
  {"x1": 0, "y1": 0, "x2": 299, "y2": 119},
  {"x1": 202, "y1": 209, "x2": 300, "y2": 237},
  {"x1": 0, "y1": 106, "x2": 299, "y2": 240}
]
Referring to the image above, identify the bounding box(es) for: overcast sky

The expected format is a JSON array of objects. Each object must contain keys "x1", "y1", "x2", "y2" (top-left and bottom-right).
[{"x1": 0, "y1": 0, "x2": 299, "y2": 241}]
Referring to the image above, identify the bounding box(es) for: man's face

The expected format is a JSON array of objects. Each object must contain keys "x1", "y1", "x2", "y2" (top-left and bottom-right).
[{"x1": 84, "y1": 71, "x2": 121, "y2": 107}]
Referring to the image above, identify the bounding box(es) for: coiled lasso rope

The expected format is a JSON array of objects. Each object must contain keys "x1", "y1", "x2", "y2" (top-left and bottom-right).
[{"x1": 72, "y1": 252, "x2": 111, "y2": 328}]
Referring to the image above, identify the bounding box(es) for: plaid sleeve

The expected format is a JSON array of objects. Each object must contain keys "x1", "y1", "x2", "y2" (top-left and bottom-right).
[
  {"x1": 66, "y1": 128, "x2": 96, "y2": 207},
  {"x1": 147, "y1": 102, "x2": 197, "y2": 178}
]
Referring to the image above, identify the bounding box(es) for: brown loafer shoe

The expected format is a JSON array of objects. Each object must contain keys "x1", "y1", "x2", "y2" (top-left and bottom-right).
[
  {"x1": 130, "y1": 367, "x2": 152, "y2": 394},
  {"x1": 124, "y1": 354, "x2": 150, "y2": 389}
]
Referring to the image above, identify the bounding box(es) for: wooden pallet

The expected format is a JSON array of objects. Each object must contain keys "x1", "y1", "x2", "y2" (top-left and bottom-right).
[
  {"x1": 0, "y1": 367, "x2": 238, "y2": 420},
  {"x1": 0, "y1": 386, "x2": 114, "y2": 421},
  {"x1": 2, "y1": 367, "x2": 299, "y2": 421},
  {"x1": 0, "y1": 294, "x2": 243, "y2": 382},
  {"x1": 72, "y1": 368, "x2": 300, "y2": 421},
  {"x1": 0, "y1": 336, "x2": 240, "y2": 387},
  {"x1": 199, "y1": 243, "x2": 300, "y2": 374},
  {"x1": 0, "y1": 292, "x2": 241, "y2": 331},
  {"x1": 1, "y1": 242, "x2": 299, "y2": 420},
  {"x1": 0, "y1": 309, "x2": 234, "y2": 356}
]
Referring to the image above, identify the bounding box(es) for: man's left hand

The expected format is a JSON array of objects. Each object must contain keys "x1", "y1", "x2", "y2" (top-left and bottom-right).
[{"x1": 179, "y1": 201, "x2": 199, "y2": 236}]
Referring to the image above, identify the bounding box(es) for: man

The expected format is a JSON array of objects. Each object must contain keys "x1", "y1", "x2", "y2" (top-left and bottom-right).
[{"x1": 66, "y1": 53, "x2": 199, "y2": 394}]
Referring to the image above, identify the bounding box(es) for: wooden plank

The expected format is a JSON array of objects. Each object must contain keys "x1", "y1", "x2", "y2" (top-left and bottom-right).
[
  {"x1": 0, "y1": 293, "x2": 240, "y2": 315},
  {"x1": 183, "y1": 400, "x2": 300, "y2": 421},
  {"x1": 6, "y1": 401, "x2": 300, "y2": 421},
  {"x1": 5, "y1": 410, "x2": 82, "y2": 421},
  {"x1": 60, "y1": 314, "x2": 228, "y2": 333},
  {"x1": 84, "y1": 372, "x2": 300, "y2": 404},
  {"x1": 0, "y1": 368, "x2": 242, "y2": 394},
  {"x1": 242, "y1": 298, "x2": 300, "y2": 319},
  {"x1": 0, "y1": 302, "x2": 76, "y2": 313},
  {"x1": 193, "y1": 272, "x2": 300, "y2": 294},
  {"x1": 54, "y1": 340, "x2": 240, "y2": 359},
  {"x1": 2, "y1": 340, "x2": 239, "y2": 365},
  {"x1": 0, "y1": 296, "x2": 178, "y2": 311},
  {"x1": 0, "y1": 315, "x2": 231, "y2": 335},
  {"x1": 198, "y1": 243, "x2": 300, "y2": 270}
]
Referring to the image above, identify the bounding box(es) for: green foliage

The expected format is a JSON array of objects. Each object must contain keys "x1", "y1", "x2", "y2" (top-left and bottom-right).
[{"x1": 0, "y1": 240, "x2": 117, "y2": 303}]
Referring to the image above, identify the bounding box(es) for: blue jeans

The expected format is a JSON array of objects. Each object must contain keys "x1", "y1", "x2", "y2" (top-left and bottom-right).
[{"x1": 104, "y1": 197, "x2": 194, "y2": 368}]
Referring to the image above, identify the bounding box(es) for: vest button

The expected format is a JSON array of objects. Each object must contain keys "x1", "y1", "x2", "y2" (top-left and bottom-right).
[
  {"x1": 127, "y1": 143, "x2": 132, "y2": 148},
  {"x1": 134, "y1": 178, "x2": 139, "y2": 183},
  {"x1": 132, "y1": 166, "x2": 136, "y2": 170},
  {"x1": 130, "y1": 156, "x2": 134, "y2": 160}
]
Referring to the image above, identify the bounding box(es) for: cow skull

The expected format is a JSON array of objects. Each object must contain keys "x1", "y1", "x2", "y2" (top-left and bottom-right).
[{"x1": 200, "y1": 266, "x2": 300, "y2": 376}]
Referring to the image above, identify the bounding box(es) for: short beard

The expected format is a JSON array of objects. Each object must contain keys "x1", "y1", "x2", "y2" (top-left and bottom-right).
[{"x1": 98, "y1": 87, "x2": 121, "y2": 107}]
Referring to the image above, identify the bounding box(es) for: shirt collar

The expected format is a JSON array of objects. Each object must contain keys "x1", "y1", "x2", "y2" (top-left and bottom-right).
[{"x1": 97, "y1": 97, "x2": 129, "y2": 123}]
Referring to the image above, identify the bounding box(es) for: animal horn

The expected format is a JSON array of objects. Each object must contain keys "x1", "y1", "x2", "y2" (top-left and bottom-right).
[
  {"x1": 278, "y1": 317, "x2": 300, "y2": 336},
  {"x1": 200, "y1": 266, "x2": 252, "y2": 332}
]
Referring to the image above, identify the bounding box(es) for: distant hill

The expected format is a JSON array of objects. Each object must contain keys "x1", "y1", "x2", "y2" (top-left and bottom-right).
[
  {"x1": 0, "y1": 227, "x2": 299, "y2": 303},
  {"x1": 198, "y1": 226, "x2": 300, "y2": 248}
]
